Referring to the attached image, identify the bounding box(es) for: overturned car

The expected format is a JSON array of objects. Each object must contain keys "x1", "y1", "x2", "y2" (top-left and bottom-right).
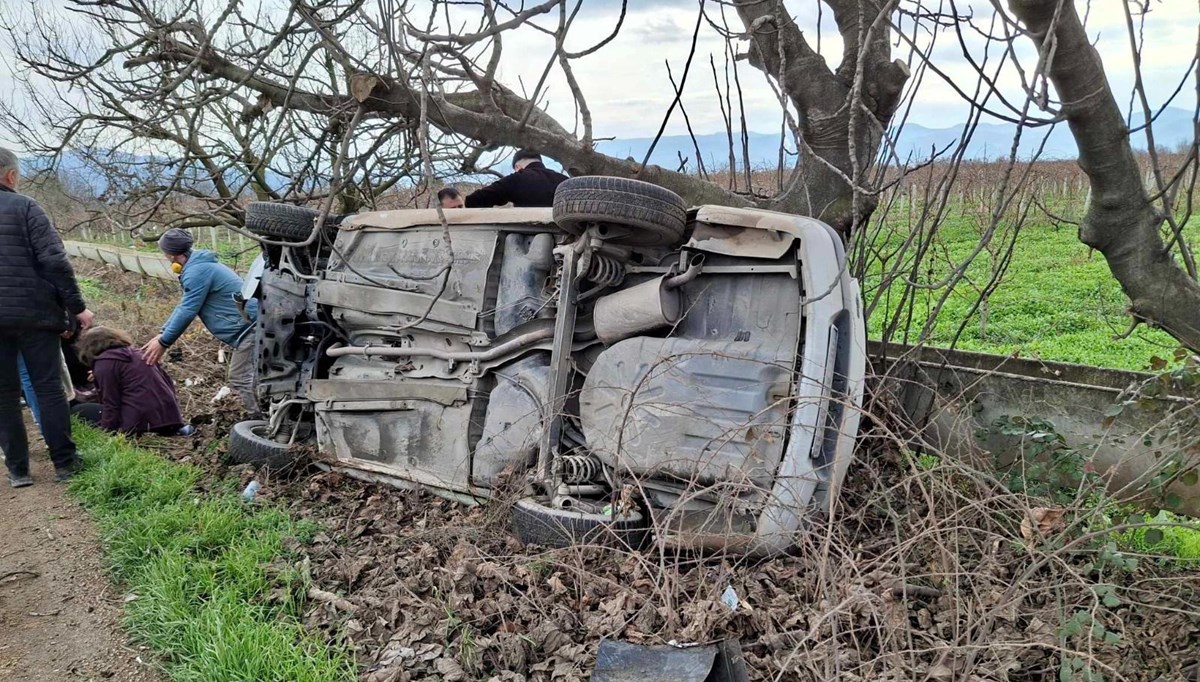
[{"x1": 231, "y1": 177, "x2": 865, "y2": 554}]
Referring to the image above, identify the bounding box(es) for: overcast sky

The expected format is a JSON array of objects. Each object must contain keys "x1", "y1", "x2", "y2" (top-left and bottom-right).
[{"x1": 0, "y1": 0, "x2": 1195, "y2": 151}]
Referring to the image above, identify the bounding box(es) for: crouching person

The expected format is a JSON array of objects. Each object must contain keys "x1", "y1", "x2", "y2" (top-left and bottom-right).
[
  {"x1": 140, "y1": 228, "x2": 260, "y2": 417},
  {"x1": 74, "y1": 327, "x2": 194, "y2": 437}
]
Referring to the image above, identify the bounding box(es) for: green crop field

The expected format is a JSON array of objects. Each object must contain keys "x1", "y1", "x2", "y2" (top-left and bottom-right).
[{"x1": 862, "y1": 205, "x2": 1188, "y2": 371}]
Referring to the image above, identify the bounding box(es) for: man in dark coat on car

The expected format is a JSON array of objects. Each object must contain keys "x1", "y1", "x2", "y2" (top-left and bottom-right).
[
  {"x1": 465, "y1": 149, "x2": 568, "y2": 208},
  {"x1": 0, "y1": 147, "x2": 95, "y2": 487}
]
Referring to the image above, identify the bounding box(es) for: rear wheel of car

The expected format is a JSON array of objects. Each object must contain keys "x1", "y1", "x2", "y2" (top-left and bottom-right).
[
  {"x1": 553, "y1": 176, "x2": 687, "y2": 247},
  {"x1": 511, "y1": 497, "x2": 649, "y2": 550},
  {"x1": 244, "y1": 202, "x2": 343, "y2": 242},
  {"x1": 227, "y1": 419, "x2": 295, "y2": 469}
]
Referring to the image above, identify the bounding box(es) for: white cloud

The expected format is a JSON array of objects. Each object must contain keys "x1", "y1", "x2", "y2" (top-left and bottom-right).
[{"x1": 482, "y1": 0, "x2": 1199, "y2": 138}]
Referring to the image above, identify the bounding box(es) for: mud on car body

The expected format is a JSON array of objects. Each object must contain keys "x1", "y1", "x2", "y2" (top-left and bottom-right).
[{"x1": 231, "y1": 177, "x2": 866, "y2": 555}]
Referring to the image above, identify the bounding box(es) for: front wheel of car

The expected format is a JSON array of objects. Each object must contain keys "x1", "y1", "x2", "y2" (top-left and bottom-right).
[
  {"x1": 244, "y1": 202, "x2": 344, "y2": 242},
  {"x1": 552, "y1": 176, "x2": 688, "y2": 247},
  {"x1": 511, "y1": 497, "x2": 649, "y2": 550},
  {"x1": 227, "y1": 419, "x2": 296, "y2": 469}
]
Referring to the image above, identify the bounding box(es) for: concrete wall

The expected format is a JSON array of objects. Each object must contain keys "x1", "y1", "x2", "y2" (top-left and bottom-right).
[
  {"x1": 64, "y1": 241, "x2": 176, "y2": 281},
  {"x1": 870, "y1": 342, "x2": 1200, "y2": 514}
]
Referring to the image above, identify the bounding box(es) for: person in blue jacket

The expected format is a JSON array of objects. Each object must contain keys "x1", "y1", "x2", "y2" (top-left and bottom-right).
[{"x1": 140, "y1": 229, "x2": 260, "y2": 416}]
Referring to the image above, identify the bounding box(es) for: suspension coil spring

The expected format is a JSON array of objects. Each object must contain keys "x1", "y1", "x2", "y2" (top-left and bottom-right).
[
  {"x1": 584, "y1": 254, "x2": 626, "y2": 287},
  {"x1": 559, "y1": 454, "x2": 603, "y2": 484}
]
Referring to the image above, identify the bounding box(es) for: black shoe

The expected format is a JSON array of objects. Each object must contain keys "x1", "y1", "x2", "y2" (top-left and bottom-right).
[
  {"x1": 9, "y1": 473, "x2": 32, "y2": 488},
  {"x1": 54, "y1": 460, "x2": 82, "y2": 483}
]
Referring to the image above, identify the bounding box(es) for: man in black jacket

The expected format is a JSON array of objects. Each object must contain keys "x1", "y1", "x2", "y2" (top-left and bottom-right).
[
  {"x1": 465, "y1": 150, "x2": 568, "y2": 208},
  {"x1": 0, "y1": 148, "x2": 95, "y2": 487}
]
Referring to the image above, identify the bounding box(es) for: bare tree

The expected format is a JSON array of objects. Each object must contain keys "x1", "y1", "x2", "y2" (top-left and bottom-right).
[
  {"x1": 3, "y1": 0, "x2": 1200, "y2": 353},
  {"x1": 1007, "y1": 0, "x2": 1200, "y2": 350},
  {"x1": 0, "y1": 1, "x2": 911, "y2": 236}
]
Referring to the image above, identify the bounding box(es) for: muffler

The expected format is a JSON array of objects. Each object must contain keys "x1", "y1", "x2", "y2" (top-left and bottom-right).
[{"x1": 593, "y1": 276, "x2": 682, "y2": 344}]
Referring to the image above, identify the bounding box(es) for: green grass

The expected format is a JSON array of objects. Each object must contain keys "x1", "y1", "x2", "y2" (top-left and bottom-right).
[
  {"x1": 1113, "y1": 510, "x2": 1200, "y2": 562},
  {"x1": 69, "y1": 425, "x2": 354, "y2": 682},
  {"x1": 77, "y1": 275, "x2": 106, "y2": 301},
  {"x1": 863, "y1": 209, "x2": 1187, "y2": 371}
]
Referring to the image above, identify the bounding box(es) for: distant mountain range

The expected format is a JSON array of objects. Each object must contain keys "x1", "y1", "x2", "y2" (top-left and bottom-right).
[
  {"x1": 594, "y1": 107, "x2": 1197, "y2": 173},
  {"x1": 38, "y1": 108, "x2": 1196, "y2": 196}
]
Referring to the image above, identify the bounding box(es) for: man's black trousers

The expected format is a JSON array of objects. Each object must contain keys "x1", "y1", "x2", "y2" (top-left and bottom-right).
[{"x1": 0, "y1": 328, "x2": 78, "y2": 476}]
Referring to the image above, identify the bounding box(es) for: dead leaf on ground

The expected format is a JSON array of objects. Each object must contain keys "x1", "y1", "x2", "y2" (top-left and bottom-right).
[
  {"x1": 925, "y1": 662, "x2": 955, "y2": 681},
  {"x1": 1020, "y1": 507, "x2": 1067, "y2": 540},
  {"x1": 434, "y1": 657, "x2": 466, "y2": 681}
]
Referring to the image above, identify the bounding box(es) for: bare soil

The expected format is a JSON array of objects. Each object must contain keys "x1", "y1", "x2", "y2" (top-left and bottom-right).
[
  {"x1": 0, "y1": 440, "x2": 163, "y2": 682},
  {"x1": 0, "y1": 261, "x2": 194, "y2": 682}
]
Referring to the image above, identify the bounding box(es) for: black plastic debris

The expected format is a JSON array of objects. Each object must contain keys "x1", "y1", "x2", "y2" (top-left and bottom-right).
[{"x1": 591, "y1": 638, "x2": 750, "y2": 682}]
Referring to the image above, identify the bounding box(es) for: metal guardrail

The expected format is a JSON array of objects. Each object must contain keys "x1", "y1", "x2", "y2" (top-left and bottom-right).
[{"x1": 64, "y1": 240, "x2": 177, "y2": 281}]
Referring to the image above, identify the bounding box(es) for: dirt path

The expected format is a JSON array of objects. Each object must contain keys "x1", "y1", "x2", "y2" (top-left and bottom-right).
[{"x1": 0, "y1": 441, "x2": 163, "y2": 682}]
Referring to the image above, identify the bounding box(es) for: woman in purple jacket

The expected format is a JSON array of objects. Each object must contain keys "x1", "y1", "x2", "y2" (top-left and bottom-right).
[{"x1": 74, "y1": 327, "x2": 194, "y2": 436}]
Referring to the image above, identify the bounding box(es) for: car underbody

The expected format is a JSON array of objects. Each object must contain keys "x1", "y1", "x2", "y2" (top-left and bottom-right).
[{"x1": 231, "y1": 177, "x2": 866, "y2": 555}]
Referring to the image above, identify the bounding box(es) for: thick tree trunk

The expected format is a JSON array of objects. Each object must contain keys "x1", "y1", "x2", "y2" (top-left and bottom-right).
[
  {"x1": 1009, "y1": 0, "x2": 1200, "y2": 349},
  {"x1": 734, "y1": 0, "x2": 908, "y2": 233},
  {"x1": 780, "y1": 112, "x2": 886, "y2": 232}
]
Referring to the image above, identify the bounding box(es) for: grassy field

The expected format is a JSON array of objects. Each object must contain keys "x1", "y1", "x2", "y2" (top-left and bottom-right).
[
  {"x1": 70, "y1": 426, "x2": 354, "y2": 681},
  {"x1": 862, "y1": 207, "x2": 1184, "y2": 371}
]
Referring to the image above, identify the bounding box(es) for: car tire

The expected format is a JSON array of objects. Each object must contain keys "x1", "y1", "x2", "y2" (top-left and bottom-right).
[
  {"x1": 552, "y1": 176, "x2": 688, "y2": 247},
  {"x1": 244, "y1": 202, "x2": 343, "y2": 242},
  {"x1": 511, "y1": 497, "x2": 649, "y2": 550},
  {"x1": 227, "y1": 419, "x2": 295, "y2": 469}
]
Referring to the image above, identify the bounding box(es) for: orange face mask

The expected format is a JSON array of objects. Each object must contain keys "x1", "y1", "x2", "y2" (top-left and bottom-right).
[{"x1": 171, "y1": 262, "x2": 183, "y2": 274}]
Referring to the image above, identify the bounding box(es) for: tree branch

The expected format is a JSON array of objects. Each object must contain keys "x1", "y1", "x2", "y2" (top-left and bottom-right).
[{"x1": 1009, "y1": 0, "x2": 1200, "y2": 349}]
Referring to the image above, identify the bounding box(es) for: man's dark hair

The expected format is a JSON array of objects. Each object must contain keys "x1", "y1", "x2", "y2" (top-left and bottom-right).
[
  {"x1": 513, "y1": 149, "x2": 542, "y2": 168},
  {"x1": 437, "y1": 187, "x2": 461, "y2": 201}
]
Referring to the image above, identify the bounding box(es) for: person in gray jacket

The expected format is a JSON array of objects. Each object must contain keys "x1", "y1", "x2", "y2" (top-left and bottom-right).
[
  {"x1": 141, "y1": 229, "x2": 260, "y2": 416},
  {"x1": 0, "y1": 148, "x2": 95, "y2": 487}
]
